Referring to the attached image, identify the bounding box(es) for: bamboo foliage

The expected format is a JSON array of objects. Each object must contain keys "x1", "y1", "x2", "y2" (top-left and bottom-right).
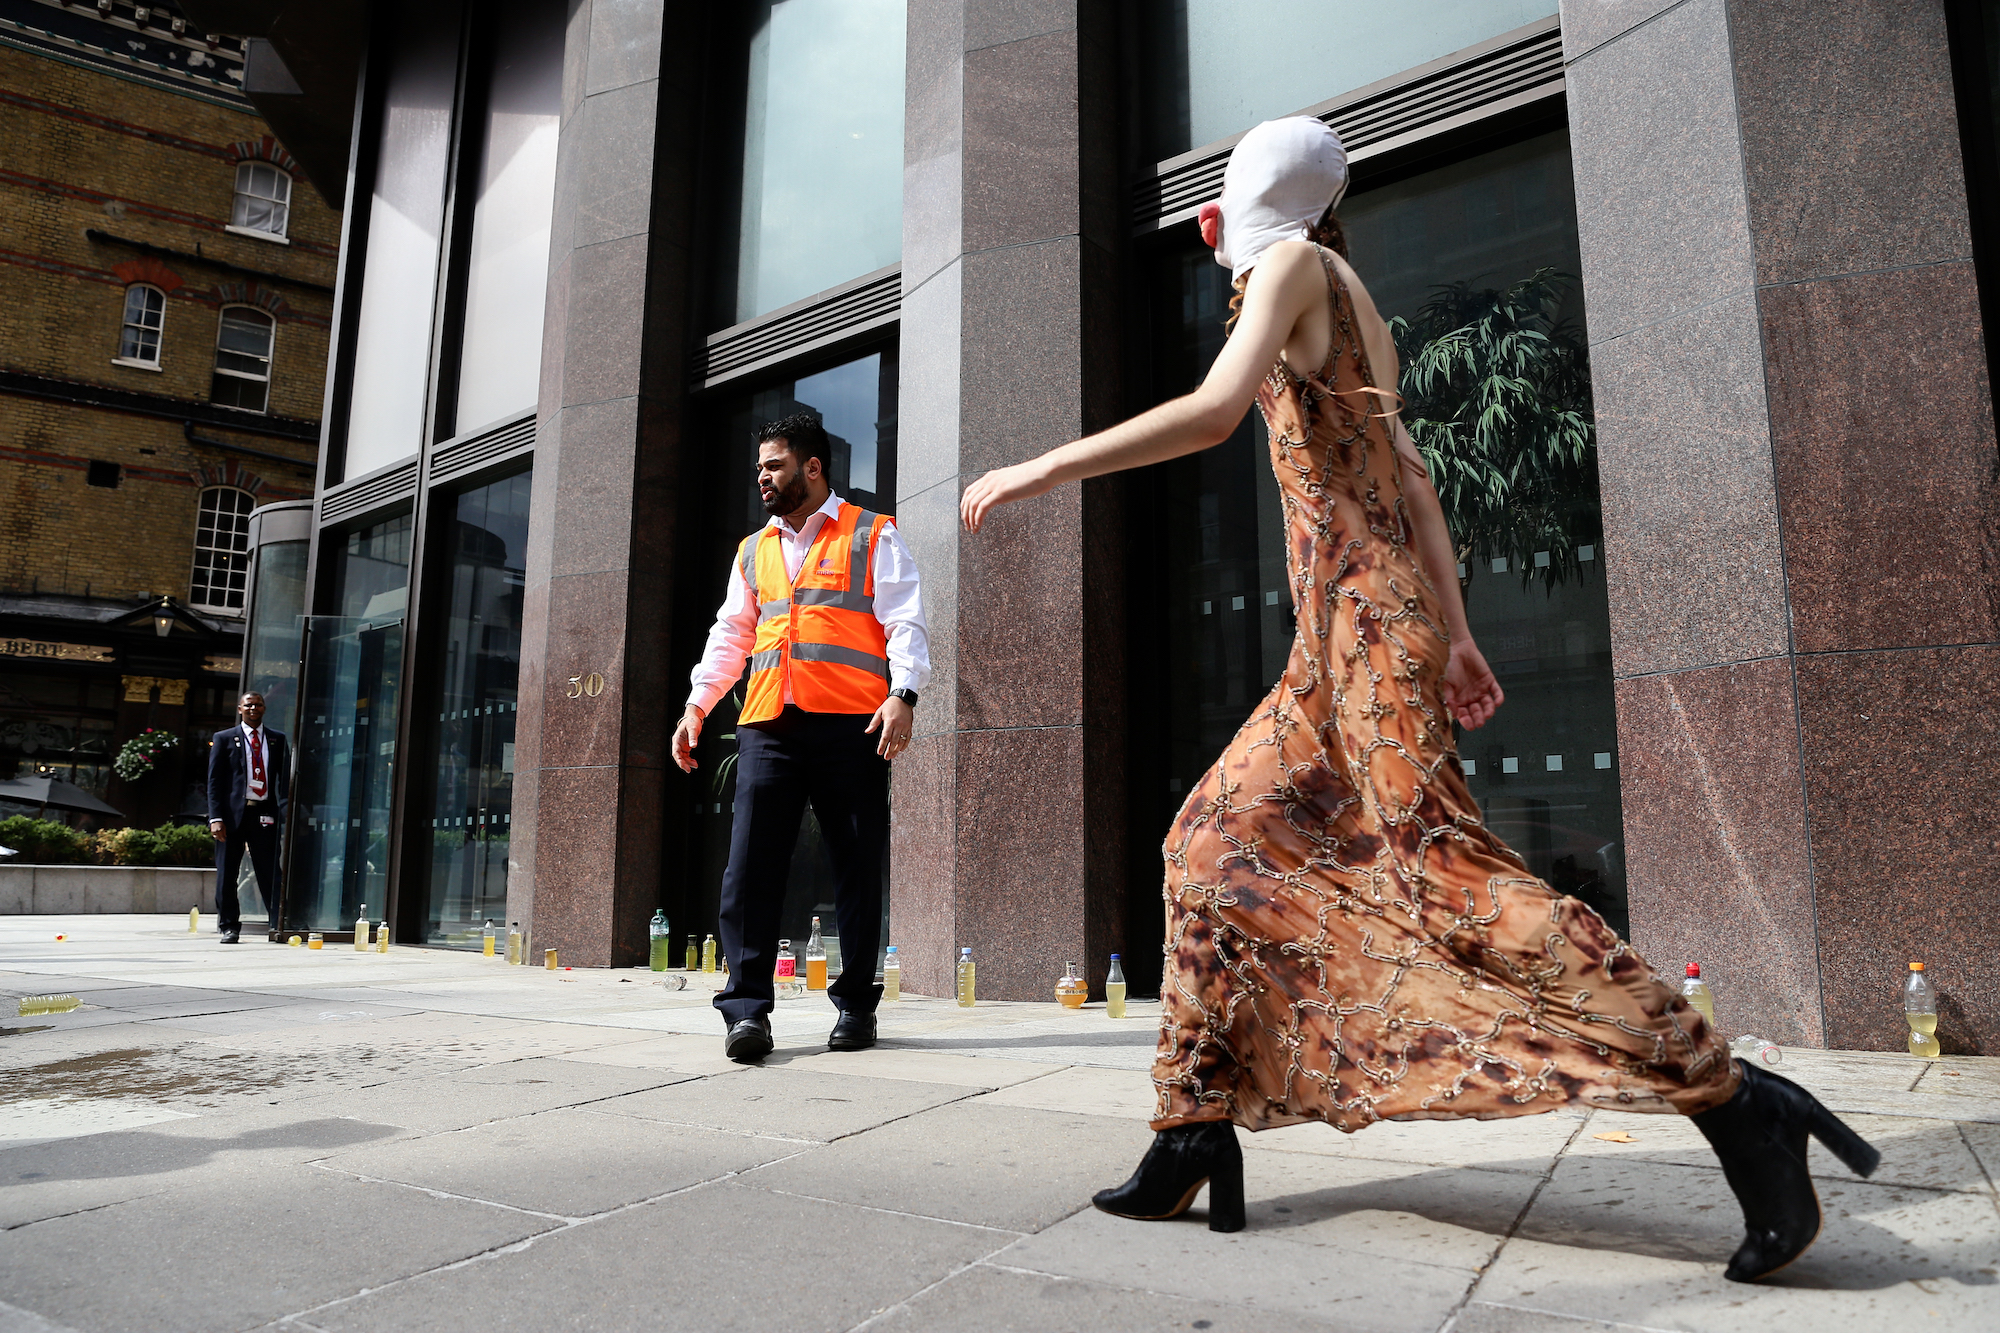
[{"x1": 1389, "y1": 268, "x2": 1599, "y2": 589}]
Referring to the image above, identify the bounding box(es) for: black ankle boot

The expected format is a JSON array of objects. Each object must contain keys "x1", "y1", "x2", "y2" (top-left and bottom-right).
[
  {"x1": 1092, "y1": 1120, "x2": 1245, "y2": 1233},
  {"x1": 1691, "y1": 1060, "x2": 1882, "y2": 1282}
]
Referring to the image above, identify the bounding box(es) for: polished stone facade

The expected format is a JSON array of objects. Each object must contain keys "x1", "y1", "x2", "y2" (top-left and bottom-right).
[{"x1": 1565, "y1": 0, "x2": 2000, "y2": 1050}]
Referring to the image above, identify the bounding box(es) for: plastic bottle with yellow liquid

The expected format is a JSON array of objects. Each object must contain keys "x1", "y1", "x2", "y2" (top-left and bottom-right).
[
  {"x1": 482, "y1": 920, "x2": 497, "y2": 957},
  {"x1": 956, "y1": 947, "x2": 975, "y2": 1007},
  {"x1": 1680, "y1": 963, "x2": 1715, "y2": 1027},
  {"x1": 882, "y1": 945, "x2": 900, "y2": 1001},
  {"x1": 506, "y1": 923, "x2": 522, "y2": 964},
  {"x1": 188, "y1": 906, "x2": 200, "y2": 935},
  {"x1": 685, "y1": 935, "x2": 698, "y2": 971},
  {"x1": 702, "y1": 934, "x2": 718, "y2": 972},
  {"x1": 376, "y1": 922, "x2": 389, "y2": 953},
  {"x1": 355, "y1": 909, "x2": 371, "y2": 951},
  {"x1": 1906, "y1": 962, "x2": 1940, "y2": 1058},
  {"x1": 649, "y1": 910, "x2": 672, "y2": 971},
  {"x1": 1105, "y1": 954, "x2": 1127, "y2": 1019}
]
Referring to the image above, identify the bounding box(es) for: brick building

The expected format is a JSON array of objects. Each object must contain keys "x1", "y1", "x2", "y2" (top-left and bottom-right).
[{"x1": 0, "y1": 0, "x2": 336, "y2": 830}]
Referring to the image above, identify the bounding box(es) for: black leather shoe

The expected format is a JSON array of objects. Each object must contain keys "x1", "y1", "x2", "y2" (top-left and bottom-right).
[
  {"x1": 723, "y1": 1015, "x2": 773, "y2": 1063},
  {"x1": 218, "y1": 928, "x2": 241, "y2": 944},
  {"x1": 1092, "y1": 1120, "x2": 1245, "y2": 1232},
  {"x1": 828, "y1": 1011, "x2": 876, "y2": 1051},
  {"x1": 1692, "y1": 1059, "x2": 1881, "y2": 1282}
]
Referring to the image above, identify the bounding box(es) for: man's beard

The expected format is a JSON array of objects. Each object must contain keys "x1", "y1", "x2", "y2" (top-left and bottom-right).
[{"x1": 760, "y1": 471, "x2": 808, "y2": 516}]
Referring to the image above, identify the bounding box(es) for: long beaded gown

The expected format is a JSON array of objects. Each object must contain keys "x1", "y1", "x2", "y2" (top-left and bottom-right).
[{"x1": 1151, "y1": 251, "x2": 1738, "y2": 1133}]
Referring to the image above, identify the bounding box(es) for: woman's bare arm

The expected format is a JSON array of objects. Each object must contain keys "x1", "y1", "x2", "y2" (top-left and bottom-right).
[{"x1": 959, "y1": 243, "x2": 1325, "y2": 532}]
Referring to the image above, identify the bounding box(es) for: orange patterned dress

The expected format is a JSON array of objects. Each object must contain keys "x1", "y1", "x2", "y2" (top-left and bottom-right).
[{"x1": 1151, "y1": 251, "x2": 1737, "y2": 1133}]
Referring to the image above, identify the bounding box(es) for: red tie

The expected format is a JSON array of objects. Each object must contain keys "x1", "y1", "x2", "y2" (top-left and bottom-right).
[{"x1": 249, "y1": 730, "x2": 264, "y2": 787}]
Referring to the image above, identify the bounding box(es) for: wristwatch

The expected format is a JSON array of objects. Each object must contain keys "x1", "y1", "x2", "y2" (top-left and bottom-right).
[{"x1": 889, "y1": 687, "x2": 919, "y2": 708}]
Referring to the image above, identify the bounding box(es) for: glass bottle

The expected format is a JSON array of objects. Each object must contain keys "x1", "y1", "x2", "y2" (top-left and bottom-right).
[
  {"x1": 1056, "y1": 961, "x2": 1087, "y2": 1009},
  {"x1": 775, "y1": 937, "x2": 801, "y2": 997},
  {"x1": 702, "y1": 934, "x2": 718, "y2": 972},
  {"x1": 483, "y1": 920, "x2": 497, "y2": 958},
  {"x1": 649, "y1": 910, "x2": 672, "y2": 971},
  {"x1": 1906, "y1": 962, "x2": 1940, "y2": 1058},
  {"x1": 883, "y1": 945, "x2": 900, "y2": 1002},
  {"x1": 1680, "y1": 963, "x2": 1715, "y2": 1028},
  {"x1": 377, "y1": 921, "x2": 389, "y2": 953},
  {"x1": 1106, "y1": 953, "x2": 1128, "y2": 1019},
  {"x1": 506, "y1": 922, "x2": 522, "y2": 965},
  {"x1": 188, "y1": 906, "x2": 199, "y2": 935},
  {"x1": 307, "y1": 932, "x2": 324, "y2": 950},
  {"x1": 806, "y1": 916, "x2": 828, "y2": 990},
  {"x1": 685, "y1": 935, "x2": 698, "y2": 971},
  {"x1": 956, "y1": 947, "x2": 975, "y2": 1007},
  {"x1": 355, "y1": 909, "x2": 370, "y2": 951}
]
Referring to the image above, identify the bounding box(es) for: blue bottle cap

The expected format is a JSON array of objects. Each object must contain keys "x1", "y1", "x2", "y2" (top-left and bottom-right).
[{"x1": 1110, "y1": 953, "x2": 1121, "y2": 959}]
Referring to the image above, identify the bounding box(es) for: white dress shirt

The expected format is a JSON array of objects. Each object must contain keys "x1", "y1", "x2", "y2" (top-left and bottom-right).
[
  {"x1": 687, "y1": 491, "x2": 932, "y2": 716},
  {"x1": 240, "y1": 722, "x2": 269, "y2": 801}
]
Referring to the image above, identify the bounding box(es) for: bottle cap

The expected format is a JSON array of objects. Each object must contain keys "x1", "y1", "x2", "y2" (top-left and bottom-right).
[
  {"x1": 885, "y1": 945, "x2": 897, "y2": 953},
  {"x1": 961, "y1": 947, "x2": 972, "y2": 955},
  {"x1": 1910, "y1": 961, "x2": 1925, "y2": 971},
  {"x1": 1111, "y1": 953, "x2": 1121, "y2": 959},
  {"x1": 1686, "y1": 963, "x2": 1700, "y2": 977}
]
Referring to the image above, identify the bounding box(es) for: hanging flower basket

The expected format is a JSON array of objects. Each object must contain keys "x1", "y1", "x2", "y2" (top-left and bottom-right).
[{"x1": 112, "y1": 728, "x2": 179, "y2": 782}]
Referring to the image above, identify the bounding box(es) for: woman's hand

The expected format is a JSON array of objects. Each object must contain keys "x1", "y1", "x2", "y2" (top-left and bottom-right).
[
  {"x1": 961, "y1": 459, "x2": 1055, "y2": 533},
  {"x1": 1442, "y1": 640, "x2": 1504, "y2": 730}
]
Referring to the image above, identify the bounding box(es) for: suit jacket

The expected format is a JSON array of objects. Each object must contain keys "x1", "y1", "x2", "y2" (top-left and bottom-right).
[{"x1": 207, "y1": 726, "x2": 290, "y2": 834}]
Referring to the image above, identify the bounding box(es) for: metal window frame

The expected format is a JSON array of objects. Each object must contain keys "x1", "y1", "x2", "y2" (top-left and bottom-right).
[
  {"x1": 188, "y1": 483, "x2": 257, "y2": 615},
  {"x1": 231, "y1": 160, "x2": 293, "y2": 237}
]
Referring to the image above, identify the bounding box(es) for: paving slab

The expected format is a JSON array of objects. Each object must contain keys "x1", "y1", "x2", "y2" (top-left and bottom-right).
[
  {"x1": 1244, "y1": 1105, "x2": 1591, "y2": 1174},
  {"x1": 1242, "y1": 1146, "x2": 1546, "y2": 1270},
  {"x1": 967, "y1": 1063, "x2": 1158, "y2": 1119},
  {"x1": 319, "y1": 1105, "x2": 812, "y2": 1216},
  {"x1": 550, "y1": 1031, "x2": 764, "y2": 1077},
  {"x1": 277, "y1": 1060, "x2": 695, "y2": 1133},
  {"x1": 867, "y1": 1260, "x2": 1330, "y2": 1333},
  {"x1": 588, "y1": 1065, "x2": 976, "y2": 1142},
  {"x1": 786, "y1": 1046, "x2": 1064, "y2": 1089},
  {"x1": 310, "y1": 1180, "x2": 1014, "y2": 1333},
  {"x1": 741, "y1": 1101, "x2": 1149, "y2": 1231},
  {"x1": 1450, "y1": 1302, "x2": 1696, "y2": 1333},
  {"x1": 1572, "y1": 1106, "x2": 1995, "y2": 1193},
  {"x1": 997, "y1": 1203, "x2": 1481, "y2": 1332},
  {"x1": 1480, "y1": 1155, "x2": 2000, "y2": 1329},
  {"x1": 0, "y1": 1161, "x2": 557, "y2": 1333},
  {"x1": 0, "y1": 1103, "x2": 411, "y2": 1228}
]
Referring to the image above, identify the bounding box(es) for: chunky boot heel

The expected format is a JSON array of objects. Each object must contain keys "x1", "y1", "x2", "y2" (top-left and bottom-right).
[
  {"x1": 1093, "y1": 1120, "x2": 1245, "y2": 1230},
  {"x1": 1204, "y1": 1151, "x2": 1246, "y2": 1233},
  {"x1": 1692, "y1": 1060, "x2": 1882, "y2": 1282}
]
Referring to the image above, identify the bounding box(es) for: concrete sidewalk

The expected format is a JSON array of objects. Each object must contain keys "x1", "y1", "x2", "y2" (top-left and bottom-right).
[{"x1": 1, "y1": 916, "x2": 1995, "y2": 1333}]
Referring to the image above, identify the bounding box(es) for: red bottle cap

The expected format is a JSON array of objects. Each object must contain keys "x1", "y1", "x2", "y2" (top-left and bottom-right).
[{"x1": 1686, "y1": 963, "x2": 1700, "y2": 977}]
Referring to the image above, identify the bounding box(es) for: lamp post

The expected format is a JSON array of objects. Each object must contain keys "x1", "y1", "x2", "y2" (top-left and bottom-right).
[{"x1": 153, "y1": 598, "x2": 173, "y2": 638}]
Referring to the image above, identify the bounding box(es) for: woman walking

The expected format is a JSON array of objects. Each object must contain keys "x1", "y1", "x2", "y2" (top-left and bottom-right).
[{"x1": 959, "y1": 117, "x2": 1879, "y2": 1283}]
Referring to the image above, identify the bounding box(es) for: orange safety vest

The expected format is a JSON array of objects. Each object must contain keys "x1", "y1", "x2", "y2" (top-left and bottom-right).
[{"x1": 737, "y1": 502, "x2": 893, "y2": 725}]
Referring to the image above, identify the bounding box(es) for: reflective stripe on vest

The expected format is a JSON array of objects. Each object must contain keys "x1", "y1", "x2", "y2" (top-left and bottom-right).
[{"x1": 739, "y1": 503, "x2": 892, "y2": 724}]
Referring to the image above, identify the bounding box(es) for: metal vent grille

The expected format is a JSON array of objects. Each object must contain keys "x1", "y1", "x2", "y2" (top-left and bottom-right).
[
  {"x1": 319, "y1": 458, "x2": 416, "y2": 525},
  {"x1": 430, "y1": 412, "x2": 535, "y2": 483},
  {"x1": 700, "y1": 265, "x2": 901, "y2": 388},
  {"x1": 1132, "y1": 18, "x2": 1565, "y2": 233}
]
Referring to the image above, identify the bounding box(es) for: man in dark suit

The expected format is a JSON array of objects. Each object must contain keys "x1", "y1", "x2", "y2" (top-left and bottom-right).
[{"x1": 207, "y1": 691, "x2": 289, "y2": 944}]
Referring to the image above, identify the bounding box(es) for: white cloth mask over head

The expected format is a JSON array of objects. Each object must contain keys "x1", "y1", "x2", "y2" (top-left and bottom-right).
[{"x1": 1211, "y1": 117, "x2": 1350, "y2": 282}]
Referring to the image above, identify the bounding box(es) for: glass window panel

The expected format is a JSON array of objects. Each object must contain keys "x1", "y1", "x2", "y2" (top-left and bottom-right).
[
  {"x1": 1135, "y1": 0, "x2": 1553, "y2": 162},
  {"x1": 344, "y1": 2, "x2": 462, "y2": 478},
  {"x1": 231, "y1": 161, "x2": 292, "y2": 236},
  {"x1": 453, "y1": 0, "x2": 563, "y2": 435},
  {"x1": 676, "y1": 344, "x2": 898, "y2": 972},
  {"x1": 418, "y1": 470, "x2": 531, "y2": 946},
  {"x1": 730, "y1": 0, "x2": 904, "y2": 323},
  {"x1": 189, "y1": 487, "x2": 256, "y2": 613},
  {"x1": 119, "y1": 284, "x2": 164, "y2": 363},
  {"x1": 1135, "y1": 130, "x2": 1625, "y2": 940},
  {"x1": 329, "y1": 511, "x2": 415, "y2": 621},
  {"x1": 242, "y1": 538, "x2": 308, "y2": 741}
]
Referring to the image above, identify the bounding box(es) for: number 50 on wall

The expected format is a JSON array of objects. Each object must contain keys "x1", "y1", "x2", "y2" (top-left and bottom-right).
[{"x1": 564, "y1": 672, "x2": 605, "y2": 699}]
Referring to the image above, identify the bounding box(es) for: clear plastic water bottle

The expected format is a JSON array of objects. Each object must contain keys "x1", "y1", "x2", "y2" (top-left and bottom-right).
[
  {"x1": 1106, "y1": 954, "x2": 1127, "y2": 1019},
  {"x1": 1906, "y1": 962, "x2": 1940, "y2": 1058},
  {"x1": 806, "y1": 916, "x2": 827, "y2": 990},
  {"x1": 883, "y1": 945, "x2": 900, "y2": 1001},
  {"x1": 1728, "y1": 1034, "x2": 1783, "y2": 1067},
  {"x1": 649, "y1": 910, "x2": 672, "y2": 971},
  {"x1": 482, "y1": 920, "x2": 497, "y2": 957},
  {"x1": 1681, "y1": 963, "x2": 1715, "y2": 1028},
  {"x1": 956, "y1": 947, "x2": 975, "y2": 1007}
]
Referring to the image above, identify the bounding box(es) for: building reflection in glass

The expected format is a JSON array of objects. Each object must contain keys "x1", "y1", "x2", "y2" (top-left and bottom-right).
[{"x1": 419, "y1": 471, "x2": 531, "y2": 946}]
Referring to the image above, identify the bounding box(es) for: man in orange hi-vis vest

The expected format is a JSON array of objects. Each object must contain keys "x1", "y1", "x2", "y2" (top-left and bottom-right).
[{"x1": 674, "y1": 413, "x2": 931, "y2": 1063}]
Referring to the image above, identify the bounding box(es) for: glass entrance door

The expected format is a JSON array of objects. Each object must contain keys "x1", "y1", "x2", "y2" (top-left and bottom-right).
[{"x1": 282, "y1": 615, "x2": 404, "y2": 935}]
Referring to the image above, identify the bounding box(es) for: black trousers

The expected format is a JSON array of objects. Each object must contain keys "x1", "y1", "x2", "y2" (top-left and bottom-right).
[
  {"x1": 714, "y1": 706, "x2": 887, "y2": 1024},
  {"x1": 215, "y1": 810, "x2": 280, "y2": 932}
]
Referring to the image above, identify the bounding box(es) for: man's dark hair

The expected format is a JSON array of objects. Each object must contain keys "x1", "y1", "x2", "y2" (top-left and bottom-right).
[{"x1": 756, "y1": 412, "x2": 832, "y2": 477}]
